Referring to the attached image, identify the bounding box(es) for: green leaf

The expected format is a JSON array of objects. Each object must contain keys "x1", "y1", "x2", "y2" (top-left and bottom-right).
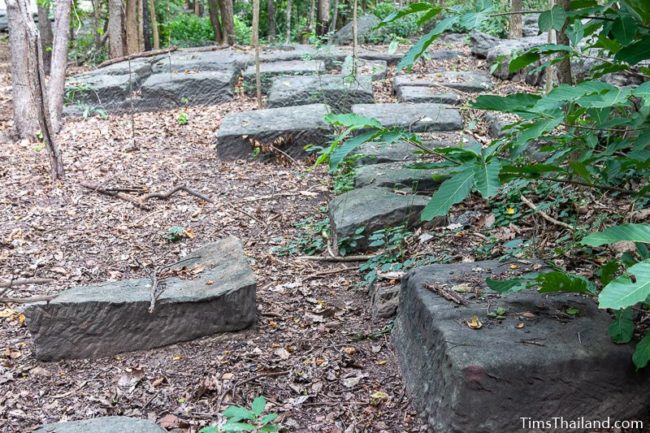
[
  {"x1": 509, "y1": 51, "x2": 540, "y2": 73},
  {"x1": 611, "y1": 14, "x2": 638, "y2": 46},
  {"x1": 251, "y1": 396, "x2": 266, "y2": 417},
  {"x1": 199, "y1": 428, "x2": 220, "y2": 433},
  {"x1": 260, "y1": 413, "x2": 279, "y2": 424},
  {"x1": 471, "y1": 93, "x2": 541, "y2": 113},
  {"x1": 380, "y1": 3, "x2": 438, "y2": 26},
  {"x1": 537, "y1": 271, "x2": 595, "y2": 294},
  {"x1": 397, "y1": 16, "x2": 457, "y2": 71},
  {"x1": 324, "y1": 113, "x2": 381, "y2": 129},
  {"x1": 615, "y1": 35, "x2": 650, "y2": 65},
  {"x1": 221, "y1": 422, "x2": 256, "y2": 432},
  {"x1": 260, "y1": 426, "x2": 280, "y2": 433},
  {"x1": 538, "y1": 5, "x2": 567, "y2": 32},
  {"x1": 623, "y1": 0, "x2": 650, "y2": 25},
  {"x1": 599, "y1": 260, "x2": 650, "y2": 310},
  {"x1": 473, "y1": 159, "x2": 502, "y2": 199},
  {"x1": 329, "y1": 130, "x2": 380, "y2": 170},
  {"x1": 420, "y1": 167, "x2": 474, "y2": 221},
  {"x1": 608, "y1": 308, "x2": 634, "y2": 344},
  {"x1": 581, "y1": 224, "x2": 650, "y2": 246},
  {"x1": 222, "y1": 406, "x2": 255, "y2": 422},
  {"x1": 633, "y1": 332, "x2": 650, "y2": 369},
  {"x1": 485, "y1": 277, "x2": 530, "y2": 294},
  {"x1": 599, "y1": 260, "x2": 620, "y2": 286}
]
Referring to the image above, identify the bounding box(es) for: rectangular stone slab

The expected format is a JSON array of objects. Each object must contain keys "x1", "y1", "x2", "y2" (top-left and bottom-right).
[
  {"x1": 139, "y1": 70, "x2": 235, "y2": 109},
  {"x1": 242, "y1": 60, "x2": 326, "y2": 94},
  {"x1": 394, "y1": 71, "x2": 493, "y2": 93},
  {"x1": 267, "y1": 75, "x2": 374, "y2": 113},
  {"x1": 25, "y1": 236, "x2": 256, "y2": 361},
  {"x1": 352, "y1": 103, "x2": 463, "y2": 132},
  {"x1": 393, "y1": 261, "x2": 650, "y2": 433},
  {"x1": 216, "y1": 104, "x2": 333, "y2": 160},
  {"x1": 354, "y1": 162, "x2": 450, "y2": 192},
  {"x1": 340, "y1": 58, "x2": 387, "y2": 80},
  {"x1": 396, "y1": 86, "x2": 461, "y2": 105}
]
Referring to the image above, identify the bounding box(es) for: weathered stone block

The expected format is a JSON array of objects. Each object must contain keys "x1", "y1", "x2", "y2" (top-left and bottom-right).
[
  {"x1": 139, "y1": 70, "x2": 235, "y2": 109},
  {"x1": 394, "y1": 71, "x2": 493, "y2": 93},
  {"x1": 216, "y1": 104, "x2": 332, "y2": 160},
  {"x1": 394, "y1": 261, "x2": 650, "y2": 433},
  {"x1": 396, "y1": 86, "x2": 461, "y2": 105},
  {"x1": 65, "y1": 73, "x2": 135, "y2": 111},
  {"x1": 352, "y1": 103, "x2": 463, "y2": 132},
  {"x1": 267, "y1": 75, "x2": 373, "y2": 113},
  {"x1": 354, "y1": 162, "x2": 450, "y2": 192},
  {"x1": 25, "y1": 237, "x2": 256, "y2": 361},
  {"x1": 33, "y1": 417, "x2": 166, "y2": 433},
  {"x1": 341, "y1": 58, "x2": 388, "y2": 80},
  {"x1": 334, "y1": 14, "x2": 380, "y2": 45},
  {"x1": 242, "y1": 60, "x2": 326, "y2": 94}
]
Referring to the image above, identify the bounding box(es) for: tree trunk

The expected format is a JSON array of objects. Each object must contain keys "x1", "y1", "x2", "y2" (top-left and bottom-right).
[
  {"x1": 48, "y1": 0, "x2": 72, "y2": 134},
  {"x1": 37, "y1": 3, "x2": 53, "y2": 73},
  {"x1": 7, "y1": 0, "x2": 64, "y2": 179},
  {"x1": 143, "y1": 0, "x2": 151, "y2": 50},
  {"x1": 108, "y1": 0, "x2": 124, "y2": 58},
  {"x1": 194, "y1": 0, "x2": 201, "y2": 16},
  {"x1": 285, "y1": 0, "x2": 292, "y2": 43},
  {"x1": 252, "y1": 0, "x2": 261, "y2": 107},
  {"x1": 510, "y1": 0, "x2": 523, "y2": 38},
  {"x1": 207, "y1": 0, "x2": 223, "y2": 44},
  {"x1": 92, "y1": 0, "x2": 102, "y2": 51},
  {"x1": 317, "y1": 0, "x2": 329, "y2": 36},
  {"x1": 267, "y1": 0, "x2": 276, "y2": 42},
  {"x1": 352, "y1": 0, "x2": 358, "y2": 59},
  {"x1": 308, "y1": 0, "x2": 315, "y2": 34},
  {"x1": 218, "y1": 0, "x2": 234, "y2": 45},
  {"x1": 138, "y1": 0, "x2": 145, "y2": 51},
  {"x1": 126, "y1": 0, "x2": 140, "y2": 54},
  {"x1": 556, "y1": 0, "x2": 572, "y2": 84},
  {"x1": 329, "y1": 0, "x2": 338, "y2": 35},
  {"x1": 148, "y1": 0, "x2": 160, "y2": 49}
]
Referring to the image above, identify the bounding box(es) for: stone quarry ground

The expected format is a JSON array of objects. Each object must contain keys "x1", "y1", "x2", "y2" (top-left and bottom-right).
[{"x1": 0, "y1": 36, "x2": 636, "y2": 433}]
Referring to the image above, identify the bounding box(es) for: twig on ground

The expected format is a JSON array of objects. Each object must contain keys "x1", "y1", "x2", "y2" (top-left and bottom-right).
[
  {"x1": 141, "y1": 185, "x2": 213, "y2": 204},
  {"x1": 425, "y1": 283, "x2": 466, "y2": 305},
  {"x1": 0, "y1": 295, "x2": 56, "y2": 304},
  {"x1": 296, "y1": 254, "x2": 377, "y2": 262},
  {"x1": 303, "y1": 266, "x2": 357, "y2": 280},
  {"x1": 521, "y1": 195, "x2": 575, "y2": 231},
  {"x1": 80, "y1": 182, "x2": 151, "y2": 210},
  {"x1": 0, "y1": 278, "x2": 54, "y2": 288},
  {"x1": 81, "y1": 182, "x2": 212, "y2": 210},
  {"x1": 140, "y1": 256, "x2": 200, "y2": 313}
]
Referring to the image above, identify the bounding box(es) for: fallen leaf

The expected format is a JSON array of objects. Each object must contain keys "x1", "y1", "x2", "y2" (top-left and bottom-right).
[{"x1": 466, "y1": 315, "x2": 483, "y2": 330}]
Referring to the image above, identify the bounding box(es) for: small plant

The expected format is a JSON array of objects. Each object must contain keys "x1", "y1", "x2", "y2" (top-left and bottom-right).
[
  {"x1": 64, "y1": 82, "x2": 92, "y2": 106},
  {"x1": 273, "y1": 217, "x2": 330, "y2": 256},
  {"x1": 177, "y1": 112, "x2": 189, "y2": 125},
  {"x1": 166, "y1": 226, "x2": 191, "y2": 243},
  {"x1": 200, "y1": 396, "x2": 280, "y2": 433},
  {"x1": 359, "y1": 225, "x2": 419, "y2": 286},
  {"x1": 338, "y1": 226, "x2": 366, "y2": 257}
]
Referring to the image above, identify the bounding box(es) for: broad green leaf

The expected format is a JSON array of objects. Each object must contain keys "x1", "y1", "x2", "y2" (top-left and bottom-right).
[
  {"x1": 260, "y1": 426, "x2": 280, "y2": 433},
  {"x1": 222, "y1": 406, "x2": 255, "y2": 422},
  {"x1": 633, "y1": 332, "x2": 650, "y2": 369},
  {"x1": 471, "y1": 93, "x2": 540, "y2": 113},
  {"x1": 608, "y1": 308, "x2": 634, "y2": 344},
  {"x1": 612, "y1": 14, "x2": 638, "y2": 46},
  {"x1": 420, "y1": 167, "x2": 474, "y2": 220},
  {"x1": 581, "y1": 224, "x2": 650, "y2": 246},
  {"x1": 599, "y1": 260, "x2": 650, "y2": 310},
  {"x1": 380, "y1": 3, "x2": 438, "y2": 26},
  {"x1": 599, "y1": 260, "x2": 620, "y2": 286},
  {"x1": 397, "y1": 16, "x2": 457, "y2": 71},
  {"x1": 473, "y1": 159, "x2": 502, "y2": 199},
  {"x1": 329, "y1": 130, "x2": 380, "y2": 170},
  {"x1": 199, "y1": 428, "x2": 219, "y2": 433},
  {"x1": 499, "y1": 163, "x2": 563, "y2": 182},
  {"x1": 623, "y1": 0, "x2": 650, "y2": 25},
  {"x1": 509, "y1": 51, "x2": 540, "y2": 73},
  {"x1": 324, "y1": 113, "x2": 381, "y2": 129},
  {"x1": 538, "y1": 5, "x2": 567, "y2": 32},
  {"x1": 251, "y1": 396, "x2": 267, "y2": 417},
  {"x1": 485, "y1": 277, "x2": 530, "y2": 294},
  {"x1": 221, "y1": 422, "x2": 256, "y2": 432},
  {"x1": 537, "y1": 271, "x2": 595, "y2": 294},
  {"x1": 576, "y1": 87, "x2": 632, "y2": 108},
  {"x1": 260, "y1": 413, "x2": 279, "y2": 424},
  {"x1": 615, "y1": 35, "x2": 650, "y2": 65}
]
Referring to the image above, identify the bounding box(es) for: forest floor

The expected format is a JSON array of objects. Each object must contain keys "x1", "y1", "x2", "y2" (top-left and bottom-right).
[{"x1": 0, "y1": 36, "x2": 617, "y2": 433}]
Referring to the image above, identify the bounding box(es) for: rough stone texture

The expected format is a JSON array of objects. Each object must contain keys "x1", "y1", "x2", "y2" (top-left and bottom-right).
[
  {"x1": 469, "y1": 31, "x2": 500, "y2": 59},
  {"x1": 341, "y1": 58, "x2": 388, "y2": 80},
  {"x1": 394, "y1": 71, "x2": 493, "y2": 93},
  {"x1": 334, "y1": 14, "x2": 381, "y2": 45},
  {"x1": 428, "y1": 50, "x2": 463, "y2": 60},
  {"x1": 139, "y1": 70, "x2": 235, "y2": 109},
  {"x1": 216, "y1": 104, "x2": 332, "y2": 160},
  {"x1": 354, "y1": 162, "x2": 450, "y2": 192},
  {"x1": 0, "y1": 10, "x2": 7, "y2": 32},
  {"x1": 396, "y1": 86, "x2": 461, "y2": 105},
  {"x1": 329, "y1": 187, "x2": 437, "y2": 253},
  {"x1": 242, "y1": 60, "x2": 326, "y2": 94},
  {"x1": 484, "y1": 112, "x2": 510, "y2": 138},
  {"x1": 486, "y1": 35, "x2": 547, "y2": 83},
  {"x1": 394, "y1": 260, "x2": 650, "y2": 433},
  {"x1": 352, "y1": 103, "x2": 463, "y2": 132},
  {"x1": 267, "y1": 75, "x2": 373, "y2": 113},
  {"x1": 151, "y1": 49, "x2": 247, "y2": 74},
  {"x1": 33, "y1": 417, "x2": 166, "y2": 433},
  {"x1": 523, "y1": 14, "x2": 540, "y2": 37},
  {"x1": 25, "y1": 237, "x2": 256, "y2": 361},
  {"x1": 371, "y1": 284, "x2": 400, "y2": 321},
  {"x1": 66, "y1": 73, "x2": 135, "y2": 111}
]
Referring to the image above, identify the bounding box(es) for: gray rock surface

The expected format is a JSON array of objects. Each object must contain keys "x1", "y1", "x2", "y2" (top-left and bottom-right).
[
  {"x1": 216, "y1": 104, "x2": 332, "y2": 160},
  {"x1": 351, "y1": 134, "x2": 474, "y2": 165},
  {"x1": 334, "y1": 14, "x2": 381, "y2": 45},
  {"x1": 25, "y1": 237, "x2": 256, "y2": 361},
  {"x1": 341, "y1": 58, "x2": 388, "y2": 80},
  {"x1": 394, "y1": 260, "x2": 650, "y2": 433},
  {"x1": 65, "y1": 73, "x2": 135, "y2": 111},
  {"x1": 242, "y1": 60, "x2": 326, "y2": 94},
  {"x1": 396, "y1": 86, "x2": 461, "y2": 105},
  {"x1": 394, "y1": 71, "x2": 493, "y2": 93},
  {"x1": 33, "y1": 417, "x2": 165, "y2": 433},
  {"x1": 371, "y1": 284, "x2": 400, "y2": 320},
  {"x1": 428, "y1": 50, "x2": 463, "y2": 60},
  {"x1": 352, "y1": 103, "x2": 463, "y2": 132},
  {"x1": 139, "y1": 70, "x2": 235, "y2": 109},
  {"x1": 329, "y1": 187, "x2": 436, "y2": 253},
  {"x1": 267, "y1": 75, "x2": 373, "y2": 113},
  {"x1": 487, "y1": 35, "x2": 547, "y2": 83},
  {"x1": 523, "y1": 14, "x2": 540, "y2": 37},
  {"x1": 469, "y1": 31, "x2": 500, "y2": 59},
  {"x1": 354, "y1": 162, "x2": 450, "y2": 192}
]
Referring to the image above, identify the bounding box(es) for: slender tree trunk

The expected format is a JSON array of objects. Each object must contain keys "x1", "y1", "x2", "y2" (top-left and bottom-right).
[
  {"x1": 329, "y1": 0, "x2": 338, "y2": 35},
  {"x1": 317, "y1": 0, "x2": 329, "y2": 36},
  {"x1": 49, "y1": 0, "x2": 72, "y2": 133},
  {"x1": 544, "y1": 0, "x2": 556, "y2": 93},
  {"x1": 556, "y1": 0, "x2": 572, "y2": 84},
  {"x1": 194, "y1": 0, "x2": 201, "y2": 16},
  {"x1": 126, "y1": 0, "x2": 140, "y2": 54},
  {"x1": 207, "y1": 0, "x2": 223, "y2": 44},
  {"x1": 285, "y1": 0, "x2": 292, "y2": 43},
  {"x1": 252, "y1": 0, "x2": 261, "y2": 107},
  {"x1": 108, "y1": 0, "x2": 124, "y2": 58},
  {"x1": 308, "y1": 0, "x2": 315, "y2": 34},
  {"x1": 7, "y1": 0, "x2": 64, "y2": 179},
  {"x1": 352, "y1": 0, "x2": 358, "y2": 59},
  {"x1": 510, "y1": 0, "x2": 523, "y2": 38},
  {"x1": 92, "y1": 0, "x2": 102, "y2": 51},
  {"x1": 37, "y1": 3, "x2": 53, "y2": 73},
  {"x1": 218, "y1": 0, "x2": 234, "y2": 45},
  {"x1": 267, "y1": 0, "x2": 276, "y2": 42},
  {"x1": 138, "y1": 0, "x2": 145, "y2": 50},
  {"x1": 143, "y1": 0, "x2": 151, "y2": 50},
  {"x1": 148, "y1": 0, "x2": 160, "y2": 48}
]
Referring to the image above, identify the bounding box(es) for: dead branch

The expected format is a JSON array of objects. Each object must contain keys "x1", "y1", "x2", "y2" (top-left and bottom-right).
[
  {"x1": 141, "y1": 256, "x2": 200, "y2": 314},
  {"x1": 0, "y1": 278, "x2": 54, "y2": 288},
  {"x1": 521, "y1": 195, "x2": 575, "y2": 231},
  {"x1": 81, "y1": 182, "x2": 212, "y2": 210},
  {"x1": 0, "y1": 294, "x2": 55, "y2": 304},
  {"x1": 296, "y1": 254, "x2": 378, "y2": 262},
  {"x1": 303, "y1": 266, "x2": 357, "y2": 280},
  {"x1": 376, "y1": 270, "x2": 405, "y2": 281},
  {"x1": 97, "y1": 47, "x2": 177, "y2": 68},
  {"x1": 81, "y1": 182, "x2": 151, "y2": 210},
  {"x1": 425, "y1": 283, "x2": 466, "y2": 305},
  {"x1": 141, "y1": 185, "x2": 213, "y2": 204}
]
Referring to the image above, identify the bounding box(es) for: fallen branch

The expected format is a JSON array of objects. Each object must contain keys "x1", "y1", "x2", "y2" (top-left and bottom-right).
[
  {"x1": 97, "y1": 47, "x2": 177, "y2": 68},
  {"x1": 296, "y1": 254, "x2": 377, "y2": 262},
  {"x1": 303, "y1": 266, "x2": 357, "y2": 280},
  {"x1": 81, "y1": 182, "x2": 212, "y2": 210},
  {"x1": 141, "y1": 185, "x2": 213, "y2": 204},
  {"x1": 0, "y1": 294, "x2": 56, "y2": 304},
  {"x1": 0, "y1": 278, "x2": 54, "y2": 288},
  {"x1": 425, "y1": 283, "x2": 466, "y2": 305},
  {"x1": 141, "y1": 256, "x2": 200, "y2": 314},
  {"x1": 81, "y1": 182, "x2": 151, "y2": 210},
  {"x1": 521, "y1": 195, "x2": 575, "y2": 232}
]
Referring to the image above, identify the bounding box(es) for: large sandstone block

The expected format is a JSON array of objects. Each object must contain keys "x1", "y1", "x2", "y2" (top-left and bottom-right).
[
  {"x1": 396, "y1": 86, "x2": 461, "y2": 105},
  {"x1": 340, "y1": 58, "x2": 388, "y2": 80},
  {"x1": 352, "y1": 103, "x2": 463, "y2": 132},
  {"x1": 242, "y1": 60, "x2": 326, "y2": 94},
  {"x1": 33, "y1": 417, "x2": 166, "y2": 433},
  {"x1": 394, "y1": 261, "x2": 650, "y2": 433},
  {"x1": 216, "y1": 104, "x2": 332, "y2": 160},
  {"x1": 354, "y1": 162, "x2": 450, "y2": 192},
  {"x1": 268, "y1": 75, "x2": 373, "y2": 113},
  {"x1": 394, "y1": 71, "x2": 493, "y2": 93},
  {"x1": 139, "y1": 70, "x2": 235, "y2": 109},
  {"x1": 25, "y1": 237, "x2": 256, "y2": 361}
]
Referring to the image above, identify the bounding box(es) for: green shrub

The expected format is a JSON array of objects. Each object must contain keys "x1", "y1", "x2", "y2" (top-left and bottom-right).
[
  {"x1": 234, "y1": 15, "x2": 252, "y2": 45},
  {"x1": 367, "y1": 1, "x2": 421, "y2": 43},
  {"x1": 161, "y1": 13, "x2": 215, "y2": 47}
]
